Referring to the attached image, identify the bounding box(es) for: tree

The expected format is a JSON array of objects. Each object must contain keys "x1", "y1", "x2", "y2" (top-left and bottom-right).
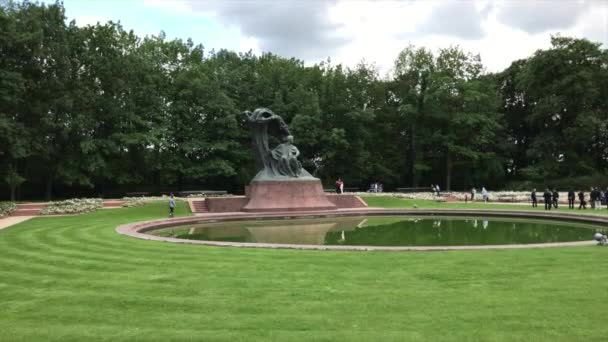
[
  {"x1": 515, "y1": 36, "x2": 608, "y2": 181},
  {"x1": 427, "y1": 47, "x2": 502, "y2": 190},
  {"x1": 393, "y1": 45, "x2": 435, "y2": 186}
]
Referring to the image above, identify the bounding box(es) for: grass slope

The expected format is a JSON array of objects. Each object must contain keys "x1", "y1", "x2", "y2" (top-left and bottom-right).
[{"x1": 0, "y1": 201, "x2": 607, "y2": 341}]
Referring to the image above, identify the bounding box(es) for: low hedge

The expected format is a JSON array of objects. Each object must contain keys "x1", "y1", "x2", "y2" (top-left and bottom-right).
[
  {"x1": 0, "y1": 202, "x2": 16, "y2": 217},
  {"x1": 41, "y1": 198, "x2": 103, "y2": 215}
]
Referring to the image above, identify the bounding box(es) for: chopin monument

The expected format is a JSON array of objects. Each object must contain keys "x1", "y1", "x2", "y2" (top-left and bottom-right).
[{"x1": 241, "y1": 108, "x2": 337, "y2": 212}]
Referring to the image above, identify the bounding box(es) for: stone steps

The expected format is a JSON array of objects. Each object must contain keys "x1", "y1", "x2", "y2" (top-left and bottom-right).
[
  {"x1": 327, "y1": 194, "x2": 367, "y2": 209},
  {"x1": 11, "y1": 203, "x2": 47, "y2": 216},
  {"x1": 103, "y1": 201, "x2": 124, "y2": 208},
  {"x1": 191, "y1": 200, "x2": 209, "y2": 213},
  {"x1": 16, "y1": 203, "x2": 47, "y2": 210},
  {"x1": 11, "y1": 208, "x2": 42, "y2": 216}
]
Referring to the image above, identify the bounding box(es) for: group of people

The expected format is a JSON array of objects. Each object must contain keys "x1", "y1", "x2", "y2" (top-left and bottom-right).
[
  {"x1": 368, "y1": 181, "x2": 383, "y2": 193},
  {"x1": 531, "y1": 187, "x2": 608, "y2": 210},
  {"x1": 468, "y1": 187, "x2": 489, "y2": 202},
  {"x1": 431, "y1": 184, "x2": 441, "y2": 196}
]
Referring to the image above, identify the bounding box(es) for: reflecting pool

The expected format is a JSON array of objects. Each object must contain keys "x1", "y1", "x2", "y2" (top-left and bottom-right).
[{"x1": 150, "y1": 216, "x2": 605, "y2": 246}]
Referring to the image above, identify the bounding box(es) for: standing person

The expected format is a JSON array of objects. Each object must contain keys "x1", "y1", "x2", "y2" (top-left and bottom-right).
[
  {"x1": 596, "y1": 188, "x2": 602, "y2": 210},
  {"x1": 543, "y1": 188, "x2": 552, "y2": 210},
  {"x1": 591, "y1": 187, "x2": 597, "y2": 209},
  {"x1": 435, "y1": 184, "x2": 441, "y2": 196},
  {"x1": 471, "y1": 187, "x2": 476, "y2": 202},
  {"x1": 168, "y1": 194, "x2": 176, "y2": 218},
  {"x1": 335, "y1": 178, "x2": 342, "y2": 194},
  {"x1": 531, "y1": 188, "x2": 537, "y2": 208},
  {"x1": 339, "y1": 179, "x2": 344, "y2": 194},
  {"x1": 481, "y1": 187, "x2": 489, "y2": 202},
  {"x1": 431, "y1": 184, "x2": 436, "y2": 195},
  {"x1": 567, "y1": 190, "x2": 575, "y2": 209},
  {"x1": 552, "y1": 189, "x2": 559, "y2": 209},
  {"x1": 578, "y1": 190, "x2": 586, "y2": 210}
]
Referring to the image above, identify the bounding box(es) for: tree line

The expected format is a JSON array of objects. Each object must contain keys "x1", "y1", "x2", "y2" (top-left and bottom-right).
[{"x1": 2, "y1": 1, "x2": 608, "y2": 200}]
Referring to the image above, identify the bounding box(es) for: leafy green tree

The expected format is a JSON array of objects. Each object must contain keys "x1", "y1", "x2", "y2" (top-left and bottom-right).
[{"x1": 515, "y1": 36, "x2": 608, "y2": 181}]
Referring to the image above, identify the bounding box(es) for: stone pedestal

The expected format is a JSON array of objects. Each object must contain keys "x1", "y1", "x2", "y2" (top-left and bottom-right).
[{"x1": 242, "y1": 180, "x2": 337, "y2": 212}]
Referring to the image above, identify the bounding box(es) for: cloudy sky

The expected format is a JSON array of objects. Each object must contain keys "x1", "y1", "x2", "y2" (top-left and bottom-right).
[{"x1": 63, "y1": 0, "x2": 608, "y2": 76}]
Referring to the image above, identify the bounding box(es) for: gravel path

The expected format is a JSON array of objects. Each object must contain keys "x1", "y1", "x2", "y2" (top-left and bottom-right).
[{"x1": 0, "y1": 216, "x2": 33, "y2": 230}]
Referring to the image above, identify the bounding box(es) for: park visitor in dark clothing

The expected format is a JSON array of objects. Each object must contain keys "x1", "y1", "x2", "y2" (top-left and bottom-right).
[
  {"x1": 578, "y1": 191, "x2": 586, "y2": 210},
  {"x1": 531, "y1": 189, "x2": 537, "y2": 207},
  {"x1": 543, "y1": 189, "x2": 552, "y2": 210},
  {"x1": 567, "y1": 190, "x2": 575, "y2": 209},
  {"x1": 552, "y1": 189, "x2": 559, "y2": 209}
]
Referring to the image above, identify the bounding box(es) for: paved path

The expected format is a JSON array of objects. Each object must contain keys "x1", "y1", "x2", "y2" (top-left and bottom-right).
[{"x1": 0, "y1": 216, "x2": 33, "y2": 230}]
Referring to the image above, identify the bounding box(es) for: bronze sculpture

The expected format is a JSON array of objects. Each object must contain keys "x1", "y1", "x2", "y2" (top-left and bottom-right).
[{"x1": 244, "y1": 108, "x2": 314, "y2": 181}]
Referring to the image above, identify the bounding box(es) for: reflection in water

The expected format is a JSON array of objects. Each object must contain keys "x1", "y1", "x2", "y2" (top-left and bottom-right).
[{"x1": 151, "y1": 216, "x2": 605, "y2": 247}]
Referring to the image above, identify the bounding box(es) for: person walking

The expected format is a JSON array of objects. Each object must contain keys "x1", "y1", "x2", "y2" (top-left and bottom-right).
[
  {"x1": 471, "y1": 187, "x2": 476, "y2": 202},
  {"x1": 168, "y1": 194, "x2": 176, "y2": 218},
  {"x1": 578, "y1": 190, "x2": 586, "y2": 210},
  {"x1": 435, "y1": 184, "x2": 441, "y2": 196},
  {"x1": 567, "y1": 190, "x2": 575, "y2": 209},
  {"x1": 481, "y1": 187, "x2": 488, "y2": 203},
  {"x1": 531, "y1": 188, "x2": 537, "y2": 208},
  {"x1": 590, "y1": 187, "x2": 597, "y2": 209},
  {"x1": 543, "y1": 188, "x2": 552, "y2": 210},
  {"x1": 552, "y1": 189, "x2": 559, "y2": 209},
  {"x1": 340, "y1": 179, "x2": 344, "y2": 194},
  {"x1": 335, "y1": 178, "x2": 342, "y2": 194}
]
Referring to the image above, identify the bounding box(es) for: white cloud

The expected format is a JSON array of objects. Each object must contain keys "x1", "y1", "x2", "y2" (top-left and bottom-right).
[{"x1": 135, "y1": 0, "x2": 608, "y2": 75}]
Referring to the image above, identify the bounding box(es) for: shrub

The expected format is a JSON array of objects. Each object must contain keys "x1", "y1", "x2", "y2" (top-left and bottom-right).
[
  {"x1": 40, "y1": 198, "x2": 103, "y2": 215},
  {"x1": 0, "y1": 202, "x2": 16, "y2": 217}
]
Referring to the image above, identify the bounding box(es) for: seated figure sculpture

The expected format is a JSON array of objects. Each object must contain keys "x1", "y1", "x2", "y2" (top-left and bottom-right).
[
  {"x1": 244, "y1": 108, "x2": 315, "y2": 181},
  {"x1": 271, "y1": 135, "x2": 303, "y2": 177}
]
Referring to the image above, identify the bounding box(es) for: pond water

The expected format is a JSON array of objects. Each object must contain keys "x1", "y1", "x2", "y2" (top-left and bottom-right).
[{"x1": 150, "y1": 216, "x2": 605, "y2": 246}]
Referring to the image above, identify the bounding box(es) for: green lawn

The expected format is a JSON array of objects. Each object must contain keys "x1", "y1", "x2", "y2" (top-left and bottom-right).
[{"x1": 0, "y1": 200, "x2": 607, "y2": 341}]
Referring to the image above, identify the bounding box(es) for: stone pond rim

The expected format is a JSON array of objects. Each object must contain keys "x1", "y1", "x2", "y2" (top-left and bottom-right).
[{"x1": 115, "y1": 208, "x2": 604, "y2": 251}]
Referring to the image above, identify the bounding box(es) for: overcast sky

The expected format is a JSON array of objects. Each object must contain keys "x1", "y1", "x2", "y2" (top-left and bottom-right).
[{"x1": 63, "y1": 0, "x2": 608, "y2": 76}]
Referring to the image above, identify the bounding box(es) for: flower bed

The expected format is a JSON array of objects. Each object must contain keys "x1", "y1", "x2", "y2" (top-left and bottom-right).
[
  {"x1": 121, "y1": 196, "x2": 186, "y2": 208},
  {"x1": 355, "y1": 192, "x2": 447, "y2": 202},
  {"x1": 0, "y1": 202, "x2": 16, "y2": 217},
  {"x1": 41, "y1": 198, "x2": 103, "y2": 215},
  {"x1": 358, "y1": 191, "x2": 577, "y2": 203}
]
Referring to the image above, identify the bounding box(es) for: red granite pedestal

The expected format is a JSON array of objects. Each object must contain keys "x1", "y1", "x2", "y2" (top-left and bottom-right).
[{"x1": 242, "y1": 180, "x2": 337, "y2": 212}]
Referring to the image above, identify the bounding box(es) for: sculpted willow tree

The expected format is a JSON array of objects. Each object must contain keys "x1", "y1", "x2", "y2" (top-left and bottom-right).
[{"x1": 243, "y1": 108, "x2": 314, "y2": 181}]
